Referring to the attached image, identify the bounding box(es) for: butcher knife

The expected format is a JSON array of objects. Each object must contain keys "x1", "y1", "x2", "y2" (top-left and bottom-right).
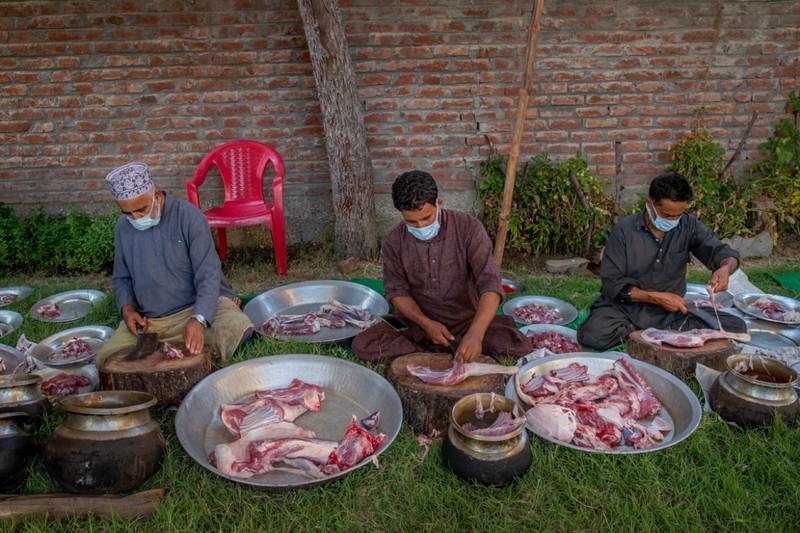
[
  {"x1": 448, "y1": 334, "x2": 463, "y2": 357},
  {"x1": 686, "y1": 306, "x2": 721, "y2": 330},
  {"x1": 126, "y1": 323, "x2": 159, "y2": 361}
]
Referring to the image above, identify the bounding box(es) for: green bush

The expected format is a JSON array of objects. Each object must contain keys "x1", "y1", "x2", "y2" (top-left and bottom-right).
[
  {"x1": 479, "y1": 151, "x2": 614, "y2": 256},
  {"x1": 0, "y1": 205, "x2": 116, "y2": 275}
]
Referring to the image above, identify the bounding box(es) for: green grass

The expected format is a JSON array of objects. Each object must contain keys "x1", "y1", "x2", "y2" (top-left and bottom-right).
[{"x1": 3, "y1": 260, "x2": 800, "y2": 532}]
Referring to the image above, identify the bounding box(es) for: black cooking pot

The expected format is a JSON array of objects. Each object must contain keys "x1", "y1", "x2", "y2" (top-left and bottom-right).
[{"x1": 0, "y1": 411, "x2": 39, "y2": 491}]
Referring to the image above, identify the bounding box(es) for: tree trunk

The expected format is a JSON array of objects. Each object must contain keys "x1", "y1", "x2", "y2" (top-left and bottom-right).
[{"x1": 297, "y1": 0, "x2": 378, "y2": 259}]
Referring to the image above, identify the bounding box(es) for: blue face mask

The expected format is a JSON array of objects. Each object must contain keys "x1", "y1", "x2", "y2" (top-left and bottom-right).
[
  {"x1": 127, "y1": 190, "x2": 162, "y2": 231},
  {"x1": 647, "y1": 201, "x2": 681, "y2": 232},
  {"x1": 407, "y1": 207, "x2": 440, "y2": 241}
]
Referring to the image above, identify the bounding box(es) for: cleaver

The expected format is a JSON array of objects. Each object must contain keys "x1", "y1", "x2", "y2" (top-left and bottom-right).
[
  {"x1": 448, "y1": 334, "x2": 463, "y2": 357},
  {"x1": 125, "y1": 323, "x2": 159, "y2": 361}
]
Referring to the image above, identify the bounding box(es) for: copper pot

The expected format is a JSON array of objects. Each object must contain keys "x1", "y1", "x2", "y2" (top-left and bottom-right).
[
  {"x1": 44, "y1": 390, "x2": 165, "y2": 494},
  {"x1": 0, "y1": 374, "x2": 50, "y2": 432},
  {"x1": 709, "y1": 354, "x2": 799, "y2": 428},
  {"x1": 442, "y1": 393, "x2": 531, "y2": 486},
  {"x1": 0, "y1": 411, "x2": 39, "y2": 491}
]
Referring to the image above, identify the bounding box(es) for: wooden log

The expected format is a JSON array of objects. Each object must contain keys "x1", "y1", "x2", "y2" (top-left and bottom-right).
[
  {"x1": 627, "y1": 330, "x2": 736, "y2": 377},
  {"x1": 387, "y1": 353, "x2": 508, "y2": 436},
  {"x1": 0, "y1": 488, "x2": 166, "y2": 519},
  {"x1": 99, "y1": 342, "x2": 213, "y2": 406}
]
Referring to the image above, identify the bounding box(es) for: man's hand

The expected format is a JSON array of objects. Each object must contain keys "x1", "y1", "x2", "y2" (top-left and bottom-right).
[
  {"x1": 455, "y1": 331, "x2": 483, "y2": 363},
  {"x1": 421, "y1": 319, "x2": 454, "y2": 348},
  {"x1": 651, "y1": 291, "x2": 688, "y2": 314},
  {"x1": 121, "y1": 304, "x2": 146, "y2": 335},
  {"x1": 183, "y1": 317, "x2": 206, "y2": 355},
  {"x1": 709, "y1": 265, "x2": 734, "y2": 293}
]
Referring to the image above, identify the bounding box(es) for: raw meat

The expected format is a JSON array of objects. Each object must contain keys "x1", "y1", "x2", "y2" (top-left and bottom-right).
[
  {"x1": 684, "y1": 298, "x2": 719, "y2": 309},
  {"x1": 513, "y1": 303, "x2": 562, "y2": 324},
  {"x1": 407, "y1": 361, "x2": 519, "y2": 386},
  {"x1": 641, "y1": 327, "x2": 751, "y2": 348},
  {"x1": 262, "y1": 299, "x2": 376, "y2": 337},
  {"x1": 462, "y1": 411, "x2": 525, "y2": 436},
  {"x1": 517, "y1": 357, "x2": 672, "y2": 451},
  {"x1": 750, "y1": 296, "x2": 800, "y2": 322},
  {"x1": 51, "y1": 337, "x2": 95, "y2": 361},
  {"x1": 40, "y1": 373, "x2": 91, "y2": 396},
  {"x1": 36, "y1": 303, "x2": 61, "y2": 319},
  {"x1": 525, "y1": 330, "x2": 580, "y2": 353},
  {"x1": 0, "y1": 294, "x2": 17, "y2": 306},
  {"x1": 215, "y1": 437, "x2": 340, "y2": 479},
  {"x1": 161, "y1": 341, "x2": 187, "y2": 360},
  {"x1": 360, "y1": 411, "x2": 380, "y2": 430},
  {"x1": 0, "y1": 324, "x2": 8, "y2": 337},
  {"x1": 211, "y1": 421, "x2": 318, "y2": 476},
  {"x1": 323, "y1": 415, "x2": 388, "y2": 474}
]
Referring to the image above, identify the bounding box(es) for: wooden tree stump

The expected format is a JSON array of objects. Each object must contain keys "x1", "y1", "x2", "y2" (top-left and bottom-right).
[
  {"x1": 627, "y1": 330, "x2": 735, "y2": 377},
  {"x1": 387, "y1": 353, "x2": 508, "y2": 436},
  {"x1": 99, "y1": 343, "x2": 213, "y2": 406}
]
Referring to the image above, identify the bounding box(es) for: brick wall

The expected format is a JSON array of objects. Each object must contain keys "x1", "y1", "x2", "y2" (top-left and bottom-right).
[{"x1": 0, "y1": 0, "x2": 798, "y2": 242}]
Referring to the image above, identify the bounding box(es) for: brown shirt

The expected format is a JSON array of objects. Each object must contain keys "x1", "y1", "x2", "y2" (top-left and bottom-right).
[{"x1": 382, "y1": 209, "x2": 503, "y2": 328}]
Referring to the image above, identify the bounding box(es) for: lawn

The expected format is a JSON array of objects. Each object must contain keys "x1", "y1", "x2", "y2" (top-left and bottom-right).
[{"x1": 2, "y1": 252, "x2": 800, "y2": 532}]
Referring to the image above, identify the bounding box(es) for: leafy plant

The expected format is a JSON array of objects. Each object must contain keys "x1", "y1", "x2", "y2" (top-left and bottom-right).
[
  {"x1": 667, "y1": 121, "x2": 754, "y2": 238},
  {"x1": 0, "y1": 205, "x2": 116, "y2": 275},
  {"x1": 750, "y1": 91, "x2": 800, "y2": 234},
  {"x1": 479, "y1": 151, "x2": 613, "y2": 256}
]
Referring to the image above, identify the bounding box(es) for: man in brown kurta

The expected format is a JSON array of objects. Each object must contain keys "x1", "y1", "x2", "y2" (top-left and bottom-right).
[{"x1": 352, "y1": 170, "x2": 531, "y2": 363}]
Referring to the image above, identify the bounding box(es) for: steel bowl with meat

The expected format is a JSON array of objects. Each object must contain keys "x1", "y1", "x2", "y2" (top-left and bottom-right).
[{"x1": 519, "y1": 324, "x2": 581, "y2": 354}]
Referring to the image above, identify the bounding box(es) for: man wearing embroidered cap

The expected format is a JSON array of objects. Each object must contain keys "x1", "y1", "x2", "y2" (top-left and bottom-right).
[{"x1": 96, "y1": 162, "x2": 254, "y2": 366}]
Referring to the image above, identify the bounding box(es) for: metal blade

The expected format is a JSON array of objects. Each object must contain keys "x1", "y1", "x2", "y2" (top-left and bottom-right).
[{"x1": 125, "y1": 323, "x2": 160, "y2": 361}]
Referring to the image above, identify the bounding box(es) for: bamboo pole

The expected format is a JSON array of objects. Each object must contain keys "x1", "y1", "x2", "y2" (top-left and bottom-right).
[{"x1": 493, "y1": 0, "x2": 545, "y2": 268}]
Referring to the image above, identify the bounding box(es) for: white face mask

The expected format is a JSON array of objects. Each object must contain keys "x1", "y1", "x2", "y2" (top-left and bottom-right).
[
  {"x1": 127, "y1": 190, "x2": 161, "y2": 231},
  {"x1": 647, "y1": 200, "x2": 681, "y2": 232},
  {"x1": 407, "y1": 206, "x2": 440, "y2": 241}
]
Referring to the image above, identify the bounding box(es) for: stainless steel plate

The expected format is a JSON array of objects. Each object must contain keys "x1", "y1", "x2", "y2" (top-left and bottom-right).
[
  {"x1": 733, "y1": 292, "x2": 800, "y2": 325},
  {"x1": 29, "y1": 290, "x2": 107, "y2": 323},
  {"x1": 31, "y1": 325, "x2": 114, "y2": 366},
  {"x1": 501, "y1": 278, "x2": 524, "y2": 295},
  {"x1": 519, "y1": 324, "x2": 578, "y2": 340},
  {"x1": 0, "y1": 344, "x2": 25, "y2": 375},
  {"x1": 0, "y1": 310, "x2": 23, "y2": 339},
  {"x1": 743, "y1": 318, "x2": 798, "y2": 349},
  {"x1": 685, "y1": 283, "x2": 733, "y2": 308},
  {"x1": 502, "y1": 295, "x2": 578, "y2": 326},
  {"x1": 175, "y1": 354, "x2": 403, "y2": 491},
  {"x1": 779, "y1": 327, "x2": 800, "y2": 346},
  {"x1": 0, "y1": 286, "x2": 33, "y2": 307},
  {"x1": 504, "y1": 353, "x2": 702, "y2": 454},
  {"x1": 244, "y1": 281, "x2": 389, "y2": 344}
]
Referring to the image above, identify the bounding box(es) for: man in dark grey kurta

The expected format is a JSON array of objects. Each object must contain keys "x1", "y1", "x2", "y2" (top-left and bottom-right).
[
  {"x1": 352, "y1": 170, "x2": 531, "y2": 363},
  {"x1": 577, "y1": 172, "x2": 746, "y2": 351},
  {"x1": 97, "y1": 162, "x2": 253, "y2": 365}
]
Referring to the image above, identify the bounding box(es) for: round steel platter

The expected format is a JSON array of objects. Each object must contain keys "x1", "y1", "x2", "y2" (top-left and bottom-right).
[
  {"x1": 504, "y1": 352, "x2": 702, "y2": 454},
  {"x1": 779, "y1": 327, "x2": 800, "y2": 346},
  {"x1": 0, "y1": 310, "x2": 23, "y2": 339},
  {"x1": 28, "y1": 289, "x2": 107, "y2": 323},
  {"x1": 743, "y1": 318, "x2": 797, "y2": 350},
  {"x1": 685, "y1": 283, "x2": 733, "y2": 308},
  {"x1": 502, "y1": 295, "x2": 578, "y2": 326},
  {"x1": 733, "y1": 293, "x2": 800, "y2": 325},
  {"x1": 175, "y1": 353, "x2": 403, "y2": 491},
  {"x1": 244, "y1": 281, "x2": 389, "y2": 344},
  {"x1": 0, "y1": 286, "x2": 33, "y2": 307},
  {"x1": 518, "y1": 324, "x2": 585, "y2": 353},
  {"x1": 31, "y1": 325, "x2": 114, "y2": 366},
  {"x1": 0, "y1": 344, "x2": 25, "y2": 375}
]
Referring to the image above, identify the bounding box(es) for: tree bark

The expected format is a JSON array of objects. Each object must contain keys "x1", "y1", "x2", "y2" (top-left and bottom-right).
[{"x1": 297, "y1": 0, "x2": 378, "y2": 259}]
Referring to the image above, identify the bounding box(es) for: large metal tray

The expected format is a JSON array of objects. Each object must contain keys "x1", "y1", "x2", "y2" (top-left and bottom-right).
[
  {"x1": 743, "y1": 318, "x2": 798, "y2": 350},
  {"x1": 244, "y1": 280, "x2": 389, "y2": 344},
  {"x1": 685, "y1": 283, "x2": 733, "y2": 308},
  {"x1": 175, "y1": 353, "x2": 403, "y2": 491},
  {"x1": 504, "y1": 353, "x2": 702, "y2": 454},
  {"x1": 0, "y1": 286, "x2": 33, "y2": 307},
  {"x1": 0, "y1": 310, "x2": 23, "y2": 339},
  {"x1": 31, "y1": 325, "x2": 114, "y2": 366},
  {"x1": 502, "y1": 295, "x2": 578, "y2": 326},
  {"x1": 28, "y1": 289, "x2": 107, "y2": 323},
  {"x1": 733, "y1": 293, "x2": 800, "y2": 325},
  {"x1": 0, "y1": 344, "x2": 25, "y2": 375}
]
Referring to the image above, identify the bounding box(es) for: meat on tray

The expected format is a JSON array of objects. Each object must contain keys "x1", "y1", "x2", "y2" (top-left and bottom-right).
[
  {"x1": 461, "y1": 393, "x2": 525, "y2": 436},
  {"x1": 516, "y1": 358, "x2": 672, "y2": 451},
  {"x1": 513, "y1": 303, "x2": 562, "y2": 324},
  {"x1": 641, "y1": 327, "x2": 751, "y2": 348},
  {"x1": 407, "y1": 361, "x2": 518, "y2": 386},
  {"x1": 262, "y1": 299, "x2": 376, "y2": 337},
  {"x1": 750, "y1": 296, "x2": 800, "y2": 322},
  {"x1": 525, "y1": 330, "x2": 580, "y2": 353},
  {"x1": 0, "y1": 294, "x2": 17, "y2": 306},
  {"x1": 36, "y1": 303, "x2": 61, "y2": 319},
  {"x1": 211, "y1": 378, "x2": 387, "y2": 479},
  {"x1": 0, "y1": 324, "x2": 9, "y2": 337},
  {"x1": 41, "y1": 373, "x2": 91, "y2": 396},
  {"x1": 50, "y1": 337, "x2": 95, "y2": 361}
]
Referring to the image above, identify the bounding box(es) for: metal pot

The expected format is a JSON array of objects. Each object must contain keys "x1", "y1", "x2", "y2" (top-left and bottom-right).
[
  {"x1": 709, "y1": 353, "x2": 799, "y2": 428},
  {"x1": 442, "y1": 393, "x2": 531, "y2": 486},
  {"x1": 44, "y1": 390, "x2": 165, "y2": 494},
  {"x1": 0, "y1": 374, "x2": 50, "y2": 431},
  {"x1": 0, "y1": 411, "x2": 39, "y2": 491}
]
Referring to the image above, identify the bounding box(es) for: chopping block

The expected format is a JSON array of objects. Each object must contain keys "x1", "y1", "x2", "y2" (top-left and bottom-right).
[
  {"x1": 99, "y1": 343, "x2": 213, "y2": 406},
  {"x1": 627, "y1": 330, "x2": 736, "y2": 377},
  {"x1": 387, "y1": 352, "x2": 507, "y2": 436}
]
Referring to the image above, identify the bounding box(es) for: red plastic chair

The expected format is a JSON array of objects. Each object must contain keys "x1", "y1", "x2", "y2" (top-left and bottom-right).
[{"x1": 186, "y1": 140, "x2": 287, "y2": 275}]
